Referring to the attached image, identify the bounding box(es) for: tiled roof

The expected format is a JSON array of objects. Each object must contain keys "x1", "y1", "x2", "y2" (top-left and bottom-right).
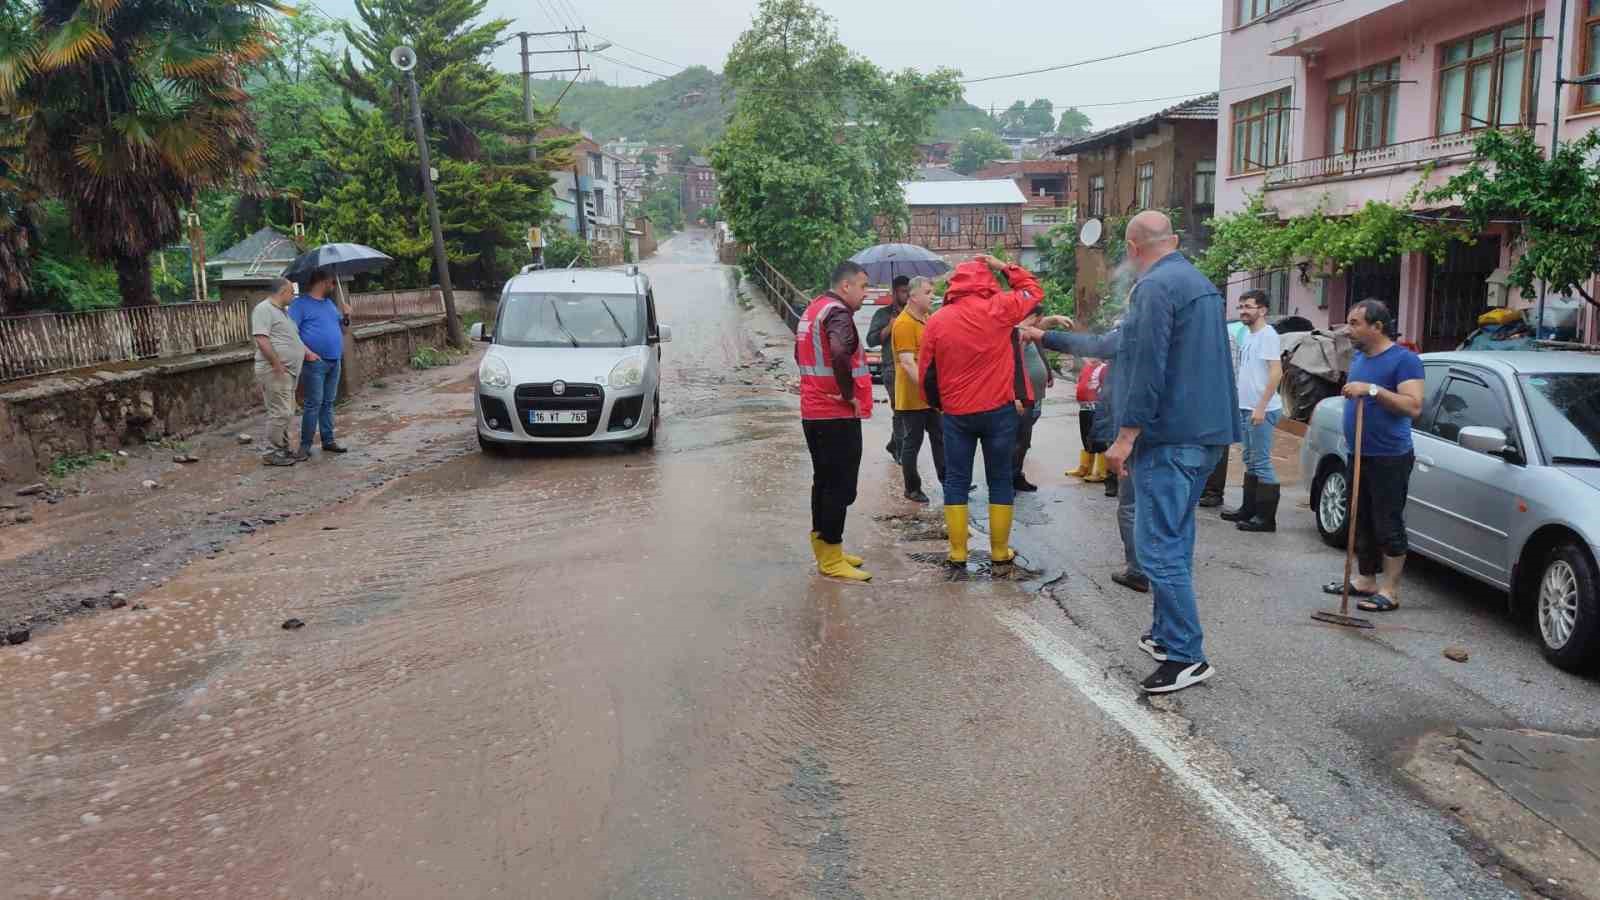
[{"x1": 1052, "y1": 93, "x2": 1219, "y2": 156}]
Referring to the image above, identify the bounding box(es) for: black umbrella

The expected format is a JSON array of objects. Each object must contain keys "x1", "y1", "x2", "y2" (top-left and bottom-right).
[
  {"x1": 281, "y1": 243, "x2": 394, "y2": 281},
  {"x1": 849, "y1": 243, "x2": 950, "y2": 285}
]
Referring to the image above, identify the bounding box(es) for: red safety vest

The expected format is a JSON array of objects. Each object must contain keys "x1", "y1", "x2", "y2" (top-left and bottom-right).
[{"x1": 796, "y1": 295, "x2": 872, "y2": 421}]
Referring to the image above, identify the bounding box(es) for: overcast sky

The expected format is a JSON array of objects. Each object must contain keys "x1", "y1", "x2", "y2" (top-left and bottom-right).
[{"x1": 312, "y1": 0, "x2": 1224, "y2": 131}]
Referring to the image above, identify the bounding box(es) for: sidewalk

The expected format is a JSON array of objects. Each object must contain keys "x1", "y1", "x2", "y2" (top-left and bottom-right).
[{"x1": 0, "y1": 349, "x2": 485, "y2": 640}]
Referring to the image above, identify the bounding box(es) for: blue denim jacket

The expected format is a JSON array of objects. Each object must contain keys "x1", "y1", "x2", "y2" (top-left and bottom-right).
[
  {"x1": 1117, "y1": 254, "x2": 1241, "y2": 447},
  {"x1": 1039, "y1": 328, "x2": 1121, "y2": 446}
]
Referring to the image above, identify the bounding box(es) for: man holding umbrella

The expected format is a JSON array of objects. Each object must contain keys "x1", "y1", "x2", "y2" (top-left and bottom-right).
[{"x1": 290, "y1": 268, "x2": 353, "y2": 456}]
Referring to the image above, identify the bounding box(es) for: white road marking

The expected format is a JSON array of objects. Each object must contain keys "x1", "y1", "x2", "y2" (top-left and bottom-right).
[{"x1": 996, "y1": 609, "x2": 1383, "y2": 900}]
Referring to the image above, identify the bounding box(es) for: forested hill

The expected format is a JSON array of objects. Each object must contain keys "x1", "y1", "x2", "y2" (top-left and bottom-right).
[{"x1": 528, "y1": 66, "x2": 998, "y2": 149}]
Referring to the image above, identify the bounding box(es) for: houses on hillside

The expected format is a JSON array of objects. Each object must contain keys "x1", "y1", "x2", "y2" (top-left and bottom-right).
[
  {"x1": 1218, "y1": 0, "x2": 1600, "y2": 347},
  {"x1": 1052, "y1": 93, "x2": 1219, "y2": 322},
  {"x1": 680, "y1": 156, "x2": 720, "y2": 222}
]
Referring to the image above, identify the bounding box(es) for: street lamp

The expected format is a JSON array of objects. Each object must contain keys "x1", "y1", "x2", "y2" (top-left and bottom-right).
[{"x1": 391, "y1": 45, "x2": 464, "y2": 349}]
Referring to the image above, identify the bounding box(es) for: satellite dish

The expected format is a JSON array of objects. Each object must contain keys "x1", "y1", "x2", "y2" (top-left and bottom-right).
[
  {"x1": 1079, "y1": 217, "x2": 1104, "y2": 247},
  {"x1": 390, "y1": 45, "x2": 417, "y2": 72}
]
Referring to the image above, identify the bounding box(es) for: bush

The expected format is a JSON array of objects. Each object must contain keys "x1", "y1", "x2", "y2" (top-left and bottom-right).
[{"x1": 543, "y1": 228, "x2": 593, "y2": 269}]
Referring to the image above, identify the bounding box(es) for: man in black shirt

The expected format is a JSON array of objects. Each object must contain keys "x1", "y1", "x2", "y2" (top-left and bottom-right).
[{"x1": 866, "y1": 275, "x2": 911, "y2": 460}]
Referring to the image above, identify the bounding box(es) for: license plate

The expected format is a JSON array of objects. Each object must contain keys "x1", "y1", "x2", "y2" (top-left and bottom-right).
[{"x1": 530, "y1": 410, "x2": 587, "y2": 425}]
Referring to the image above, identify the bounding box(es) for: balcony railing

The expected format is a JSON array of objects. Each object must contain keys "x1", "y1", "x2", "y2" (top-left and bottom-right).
[{"x1": 1264, "y1": 130, "x2": 1493, "y2": 188}]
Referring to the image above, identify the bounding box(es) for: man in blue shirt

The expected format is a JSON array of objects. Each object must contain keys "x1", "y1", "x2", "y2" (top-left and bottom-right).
[
  {"x1": 1104, "y1": 211, "x2": 1241, "y2": 694},
  {"x1": 289, "y1": 269, "x2": 353, "y2": 456},
  {"x1": 1324, "y1": 299, "x2": 1425, "y2": 613}
]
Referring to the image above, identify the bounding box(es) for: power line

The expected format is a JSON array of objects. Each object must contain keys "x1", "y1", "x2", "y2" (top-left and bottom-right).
[
  {"x1": 594, "y1": 53, "x2": 676, "y2": 81},
  {"x1": 588, "y1": 34, "x2": 689, "y2": 71}
]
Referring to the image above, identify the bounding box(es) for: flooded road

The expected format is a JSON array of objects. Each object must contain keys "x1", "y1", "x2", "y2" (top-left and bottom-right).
[{"x1": 0, "y1": 234, "x2": 1420, "y2": 898}]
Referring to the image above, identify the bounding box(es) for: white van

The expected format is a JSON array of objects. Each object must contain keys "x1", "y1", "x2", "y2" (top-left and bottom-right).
[{"x1": 471, "y1": 266, "x2": 670, "y2": 451}]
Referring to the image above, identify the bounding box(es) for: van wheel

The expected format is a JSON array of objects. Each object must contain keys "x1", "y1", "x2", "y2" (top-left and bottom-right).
[
  {"x1": 1536, "y1": 541, "x2": 1600, "y2": 673},
  {"x1": 1312, "y1": 462, "x2": 1350, "y2": 549},
  {"x1": 638, "y1": 394, "x2": 659, "y2": 449}
]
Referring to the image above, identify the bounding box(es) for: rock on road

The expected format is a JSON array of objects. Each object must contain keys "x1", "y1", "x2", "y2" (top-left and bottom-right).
[{"x1": 0, "y1": 231, "x2": 1582, "y2": 899}]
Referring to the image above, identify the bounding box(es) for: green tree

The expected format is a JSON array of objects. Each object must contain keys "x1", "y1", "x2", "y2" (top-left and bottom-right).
[
  {"x1": 711, "y1": 0, "x2": 959, "y2": 290},
  {"x1": 1427, "y1": 127, "x2": 1600, "y2": 307},
  {"x1": 2, "y1": 0, "x2": 286, "y2": 306},
  {"x1": 998, "y1": 100, "x2": 1028, "y2": 132},
  {"x1": 950, "y1": 130, "x2": 1010, "y2": 174},
  {"x1": 641, "y1": 174, "x2": 684, "y2": 233},
  {"x1": 1057, "y1": 107, "x2": 1092, "y2": 138},
  {"x1": 320, "y1": 0, "x2": 568, "y2": 290},
  {"x1": 542, "y1": 227, "x2": 592, "y2": 269},
  {"x1": 1022, "y1": 99, "x2": 1055, "y2": 136}
]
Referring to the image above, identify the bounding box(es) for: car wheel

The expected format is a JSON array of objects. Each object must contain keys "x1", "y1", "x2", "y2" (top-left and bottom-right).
[
  {"x1": 1536, "y1": 541, "x2": 1600, "y2": 673},
  {"x1": 639, "y1": 393, "x2": 659, "y2": 449},
  {"x1": 478, "y1": 432, "x2": 504, "y2": 455},
  {"x1": 1312, "y1": 462, "x2": 1350, "y2": 550}
]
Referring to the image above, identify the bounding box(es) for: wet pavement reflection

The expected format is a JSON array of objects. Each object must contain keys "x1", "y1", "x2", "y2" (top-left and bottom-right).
[{"x1": 2, "y1": 234, "x2": 1306, "y2": 898}]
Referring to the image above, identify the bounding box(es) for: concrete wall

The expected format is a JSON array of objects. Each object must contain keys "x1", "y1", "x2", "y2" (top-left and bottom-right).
[{"x1": 0, "y1": 315, "x2": 448, "y2": 482}]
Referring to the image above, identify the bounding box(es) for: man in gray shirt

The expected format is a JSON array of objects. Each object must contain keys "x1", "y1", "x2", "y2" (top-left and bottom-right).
[{"x1": 251, "y1": 277, "x2": 308, "y2": 466}]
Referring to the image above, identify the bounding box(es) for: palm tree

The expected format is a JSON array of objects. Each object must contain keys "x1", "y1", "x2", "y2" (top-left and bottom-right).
[
  {"x1": 0, "y1": 128, "x2": 38, "y2": 315},
  {"x1": 0, "y1": 0, "x2": 287, "y2": 306}
]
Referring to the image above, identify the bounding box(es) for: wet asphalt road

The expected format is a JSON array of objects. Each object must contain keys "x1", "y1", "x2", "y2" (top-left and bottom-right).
[{"x1": 1, "y1": 231, "x2": 1591, "y2": 898}]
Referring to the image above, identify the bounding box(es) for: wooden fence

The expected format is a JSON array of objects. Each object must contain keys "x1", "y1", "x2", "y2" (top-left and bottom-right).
[{"x1": 0, "y1": 288, "x2": 483, "y2": 383}]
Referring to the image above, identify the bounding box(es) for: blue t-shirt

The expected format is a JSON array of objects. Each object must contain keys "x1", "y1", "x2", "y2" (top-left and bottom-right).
[
  {"x1": 289, "y1": 294, "x2": 344, "y2": 361},
  {"x1": 1344, "y1": 343, "x2": 1425, "y2": 456}
]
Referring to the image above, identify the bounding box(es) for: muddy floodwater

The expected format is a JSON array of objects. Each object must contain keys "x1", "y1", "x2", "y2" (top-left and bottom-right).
[{"x1": 0, "y1": 234, "x2": 1512, "y2": 899}]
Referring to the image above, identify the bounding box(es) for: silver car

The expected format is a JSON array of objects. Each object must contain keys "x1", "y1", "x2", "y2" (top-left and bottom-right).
[
  {"x1": 1301, "y1": 351, "x2": 1600, "y2": 672},
  {"x1": 471, "y1": 266, "x2": 671, "y2": 451}
]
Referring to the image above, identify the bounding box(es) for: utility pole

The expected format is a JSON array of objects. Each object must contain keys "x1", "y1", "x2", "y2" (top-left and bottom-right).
[
  {"x1": 1538, "y1": 0, "x2": 1572, "y2": 337},
  {"x1": 393, "y1": 46, "x2": 464, "y2": 349},
  {"x1": 515, "y1": 29, "x2": 608, "y2": 267},
  {"x1": 574, "y1": 162, "x2": 588, "y2": 240}
]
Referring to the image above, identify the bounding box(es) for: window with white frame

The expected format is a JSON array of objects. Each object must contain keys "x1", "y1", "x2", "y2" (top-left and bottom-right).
[
  {"x1": 1135, "y1": 163, "x2": 1154, "y2": 209},
  {"x1": 986, "y1": 213, "x2": 1008, "y2": 235},
  {"x1": 1088, "y1": 176, "x2": 1105, "y2": 217},
  {"x1": 940, "y1": 215, "x2": 961, "y2": 236}
]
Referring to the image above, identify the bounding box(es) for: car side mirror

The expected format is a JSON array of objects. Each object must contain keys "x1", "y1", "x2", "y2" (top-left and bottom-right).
[
  {"x1": 658, "y1": 324, "x2": 673, "y2": 344},
  {"x1": 469, "y1": 322, "x2": 488, "y2": 342},
  {"x1": 1459, "y1": 425, "x2": 1509, "y2": 456}
]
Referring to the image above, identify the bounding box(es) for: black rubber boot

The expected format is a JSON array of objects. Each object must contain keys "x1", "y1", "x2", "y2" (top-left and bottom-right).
[
  {"x1": 1237, "y1": 483, "x2": 1280, "y2": 532},
  {"x1": 1220, "y1": 474, "x2": 1258, "y2": 522}
]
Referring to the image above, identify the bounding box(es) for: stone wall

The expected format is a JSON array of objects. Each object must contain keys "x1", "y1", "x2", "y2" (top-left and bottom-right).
[{"x1": 0, "y1": 315, "x2": 448, "y2": 482}]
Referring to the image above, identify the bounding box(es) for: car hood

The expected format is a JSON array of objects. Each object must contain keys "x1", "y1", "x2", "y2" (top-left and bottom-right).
[
  {"x1": 485, "y1": 344, "x2": 643, "y2": 386},
  {"x1": 1556, "y1": 465, "x2": 1600, "y2": 493}
]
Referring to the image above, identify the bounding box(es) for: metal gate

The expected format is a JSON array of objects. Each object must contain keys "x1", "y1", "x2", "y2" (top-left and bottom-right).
[
  {"x1": 1425, "y1": 237, "x2": 1502, "y2": 352},
  {"x1": 1346, "y1": 256, "x2": 1401, "y2": 325}
]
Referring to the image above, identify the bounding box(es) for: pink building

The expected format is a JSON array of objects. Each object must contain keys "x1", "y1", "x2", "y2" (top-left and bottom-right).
[{"x1": 1217, "y1": 0, "x2": 1600, "y2": 350}]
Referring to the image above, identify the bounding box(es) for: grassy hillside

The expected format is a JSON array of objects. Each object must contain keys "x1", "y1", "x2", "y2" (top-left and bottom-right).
[{"x1": 528, "y1": 66, "x2": 998, "y2": 149}]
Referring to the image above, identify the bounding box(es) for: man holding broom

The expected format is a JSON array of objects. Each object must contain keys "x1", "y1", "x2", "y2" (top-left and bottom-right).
[{"x1": 1322, "y1": 299, "x2": 1424, "y2": 614}]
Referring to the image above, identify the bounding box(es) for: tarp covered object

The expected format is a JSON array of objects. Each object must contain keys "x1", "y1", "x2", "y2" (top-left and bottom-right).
[{"x1": 1278, "y1": 327, "x2": 1355, "y2": 421}]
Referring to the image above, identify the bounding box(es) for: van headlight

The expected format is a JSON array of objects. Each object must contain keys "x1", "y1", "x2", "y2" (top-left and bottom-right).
[
  {"x1": 478, "y1": 356, "x2": 511, "y2": 390},
  {"x1": 608, "y1": 355, "x2": 644, "y2": 389}
]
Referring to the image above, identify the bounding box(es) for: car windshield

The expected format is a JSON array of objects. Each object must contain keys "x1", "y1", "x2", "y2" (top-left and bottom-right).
[
  {"x1": 1519, "y1": 373, "x2": 1600, "y2": 465},
  {"x1": 496, "y1": 292, "x2": 644, "y2": 348}
]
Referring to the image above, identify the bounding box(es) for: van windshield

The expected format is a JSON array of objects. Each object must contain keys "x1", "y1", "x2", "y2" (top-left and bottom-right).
[{"x1": 496, "y1": 292, "x2": 645, "y2": 348}]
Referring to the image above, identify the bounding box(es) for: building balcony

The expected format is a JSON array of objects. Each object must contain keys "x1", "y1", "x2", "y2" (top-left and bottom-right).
[{"x1": 1265, "y1": 130, "x2": 1492, "y2": 189}]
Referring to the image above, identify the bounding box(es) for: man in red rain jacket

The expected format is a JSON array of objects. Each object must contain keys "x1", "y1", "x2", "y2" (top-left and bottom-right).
[{"x1": 918, "y1": 254, "x2": 1043, "y2": 569}]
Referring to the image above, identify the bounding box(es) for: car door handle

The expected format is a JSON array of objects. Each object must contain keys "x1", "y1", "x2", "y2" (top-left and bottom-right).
[{"x1": 1416, "y1": 455, "x2": 1436, "y2": 468}]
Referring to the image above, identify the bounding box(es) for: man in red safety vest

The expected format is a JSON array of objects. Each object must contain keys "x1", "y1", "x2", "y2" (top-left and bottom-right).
[{"x1": 795, "y1": 260, "x2": 875, "y2": 581}]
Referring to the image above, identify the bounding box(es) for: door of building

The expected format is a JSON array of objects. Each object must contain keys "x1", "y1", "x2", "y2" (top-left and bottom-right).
[
  {"x1": 1346, "y1": 256, "x2": 1401, "y2": 324},
  {"x1": 1424, "y1": 237, "x2": 1502, "y2": 352}
]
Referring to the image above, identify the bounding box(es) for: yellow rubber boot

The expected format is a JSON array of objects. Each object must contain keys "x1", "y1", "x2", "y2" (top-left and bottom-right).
[
  {"x1": 1083, "y1": 453, "x2": 1109, "y2": 483},
  {"x1": 811, "y1": 532, "x2": 864, "y2": 567},
  {"x1": 989, "y1": 503, "x2": 1016, "y2": 564},
  {"x1": 814, "y1": 539, "x2": 871, "y2": 581},
  {"x1": 1066, "y1": 450, "x2": 1092, "y2": 478},
  {"x1": 944, "y1": 504, "x2": 970, "y2": 566}
]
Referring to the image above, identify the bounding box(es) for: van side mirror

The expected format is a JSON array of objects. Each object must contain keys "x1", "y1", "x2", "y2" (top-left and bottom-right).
[
  {"x1": 1459, "y1": 425, "x2": 1509, "y2": 456},
  {"x1": 469, "y1": 322, "x2": 487, "y2": 342}
]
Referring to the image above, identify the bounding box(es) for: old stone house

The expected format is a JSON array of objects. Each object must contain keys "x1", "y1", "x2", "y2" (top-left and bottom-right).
[
  {"x1": 876, "y1": 179, "x2": 1029, "y2": 269},
  {"x1": 1053, "y1": 93, "x2": 1218, "y2": 322}
]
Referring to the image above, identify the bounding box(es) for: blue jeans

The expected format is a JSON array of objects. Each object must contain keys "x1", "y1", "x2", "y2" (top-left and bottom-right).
[
  {"x1": 1118, "y1": 464, "x2": 1142, "y2": 578},
  {"x1": 942, "y1": 404, "x2": 1018, "y2": 506},
  {"x1": 1239, "y1": 408, "x2": 1281, "y2": 485},
  {"x1": 299, "y1": 357, "x2": 342, "y2": 449},
  {"x1": 1134, "y1": 443, "x2": 1224, "y2": 665}
]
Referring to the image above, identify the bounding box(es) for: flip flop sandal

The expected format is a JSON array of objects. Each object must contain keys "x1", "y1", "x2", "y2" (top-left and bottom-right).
[
  {"x1": 1357, "y1": 593, "x2": 1400, "y2": 612},
  {"x1": 1322, "y1": 580, "x2": 1376, "y2": 597}
]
